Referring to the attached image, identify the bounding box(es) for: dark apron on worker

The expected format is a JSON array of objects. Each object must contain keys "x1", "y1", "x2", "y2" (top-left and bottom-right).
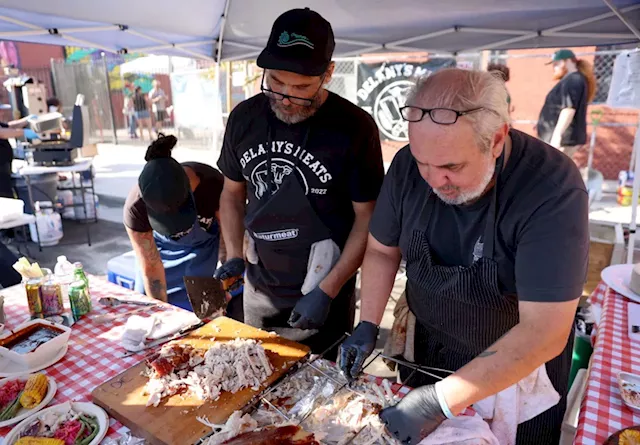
[
  {"x1": 243, "y1": 124, "x2": 356, "y2": 360},
  {"x1": 134, "y1": 217, "x2": 220, "y2": 311},
  {"x1": 402, "y1": 152, "x2": 572, "y2": 445}
]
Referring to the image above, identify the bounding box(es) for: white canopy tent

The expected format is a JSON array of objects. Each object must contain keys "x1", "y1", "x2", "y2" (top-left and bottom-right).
[
  {"x1": 0, "y1": 0, "x2": 637, "y2": 63},
  {"x1": 119, "y1": 55, "x2": 197, "y2": 75}
]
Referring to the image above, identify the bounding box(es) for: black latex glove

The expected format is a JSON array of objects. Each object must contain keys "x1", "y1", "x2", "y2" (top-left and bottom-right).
[
  {"x1": 379, "y1": 385, "x2": 446, "y2": 444},
  {"x1": 338, "y1": 321, "x2": 379, "y2": 381},
  {"x1": 213, "y1": 257, "x2": 245, "y2": 281},
  {"x1": 288, "y1": 286, "x2": 332, "y2": 330}
]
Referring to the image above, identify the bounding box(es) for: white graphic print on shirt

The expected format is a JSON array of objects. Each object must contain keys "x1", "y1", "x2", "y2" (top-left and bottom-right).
[{"x1": 239, "y1": 139, "x2": 333, "y2": 199}]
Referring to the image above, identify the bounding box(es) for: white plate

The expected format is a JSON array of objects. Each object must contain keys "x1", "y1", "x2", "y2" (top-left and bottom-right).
[
  {"x1": 619, "y1": 371, "x2": 640, "y2": 413},
  {"x1": 0, "y1": 374, "x2": 57, "y2": 428},
  {"x1": 3, "y1": 401, "x2": 108, "y2": 445},
  {"x1": 601, "y1": 264, "x2": 640, "y2": 303},
  {"x1": 0, "y1": 344, "x2": 68, "y2": 378}
]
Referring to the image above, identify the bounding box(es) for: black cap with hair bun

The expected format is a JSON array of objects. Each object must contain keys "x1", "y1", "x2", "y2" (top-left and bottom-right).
[{"x1": 144, "y1": 133, "x2": 178, "y2": 162}]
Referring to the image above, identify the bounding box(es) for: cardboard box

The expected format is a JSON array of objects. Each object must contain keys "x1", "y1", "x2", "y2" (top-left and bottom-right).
[{"x1": 81, "y1": 143, "x2": 98, "y2": 157}]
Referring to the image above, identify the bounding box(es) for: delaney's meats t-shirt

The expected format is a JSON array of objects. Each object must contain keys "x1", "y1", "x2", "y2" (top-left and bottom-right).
[
  {"x1": 370, "y1": 129, "x2": 589, "y2": 304},
  {"x1": 536, "y1": 71, "x2": 588, "y2": 146},
  {"x1": 218, "y1": 92, "x2": 384, "y2": 297},
  {"x1": 124, "y1": 162, "x2": 224, "y2": 235}
]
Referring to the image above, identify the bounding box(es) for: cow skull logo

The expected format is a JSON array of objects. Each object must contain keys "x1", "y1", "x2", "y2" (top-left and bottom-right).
[
  {"x1": 373, "y1": 80, "x2": 414, "y2": 142},
  {"x1": 252, "y1": 161, "x2": 294, "y2": 199}
]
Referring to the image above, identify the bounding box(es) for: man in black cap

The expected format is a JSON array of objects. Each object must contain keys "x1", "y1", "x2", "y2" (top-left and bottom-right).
[
  {"x1": 124, "y1": 135, "x2": 232, "y2": 313},
  {"x1": 215, "y1": 8, "x2": 384, "y2": 359},
  {"x1": 537, "y1": 49, "x2": 596, "y2": 160}
]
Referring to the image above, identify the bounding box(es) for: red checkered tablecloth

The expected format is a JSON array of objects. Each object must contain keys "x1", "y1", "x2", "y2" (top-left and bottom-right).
[
  {"x1": 574, "y1": 281, "x2": 640, "y2": 444},
  {"x1": 0, "y1": 276, "x2": 178, "y2": 442},
  {"x1": 0, "y1": 276, "x2": 416, "y2": 443}
]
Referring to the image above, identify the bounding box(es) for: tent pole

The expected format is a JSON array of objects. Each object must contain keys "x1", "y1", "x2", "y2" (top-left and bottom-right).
[
  {"x1": 602, "y1": 0, "x2": 640, "y2": 40},
  {"x1": 216, "y1": 0, "x2": 231, "y2": 63},
  {"x1": 626, "y1": 118, "x2": 640, "y2": 264},
  {"x1": 102, "y1": 53, "x2": 118, "y2": 145}
]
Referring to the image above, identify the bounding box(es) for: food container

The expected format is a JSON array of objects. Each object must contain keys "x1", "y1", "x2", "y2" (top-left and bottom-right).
[
  {"x1": 0, "y1": 198, "x2": 24, "y2": 224},
  {"x1": 618, "y1": 372, "x2": 640, "y2": 413},
  {"x1": 0, "y1": 319, "x2": 70, "y2": 369}
]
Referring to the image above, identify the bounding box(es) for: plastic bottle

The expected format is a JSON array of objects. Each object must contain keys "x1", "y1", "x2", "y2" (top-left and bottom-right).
[{"x1": 54, "y1": 256, "x2": 75, "y2": 283}]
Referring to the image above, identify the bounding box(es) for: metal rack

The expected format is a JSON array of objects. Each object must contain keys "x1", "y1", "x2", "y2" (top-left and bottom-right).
[{"x1": 19, "y1": 159, "x2": 98, "y2": 251}]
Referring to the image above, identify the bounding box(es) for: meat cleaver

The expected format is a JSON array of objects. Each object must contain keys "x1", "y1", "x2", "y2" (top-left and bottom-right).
[{"x1": 183, "y1": 276, "x2": 227, "y2": 320}]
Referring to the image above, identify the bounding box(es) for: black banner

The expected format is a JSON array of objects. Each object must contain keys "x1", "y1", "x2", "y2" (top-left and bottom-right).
[{"x1": 357, "y1": 59, "x2": 456, "y2": 142}]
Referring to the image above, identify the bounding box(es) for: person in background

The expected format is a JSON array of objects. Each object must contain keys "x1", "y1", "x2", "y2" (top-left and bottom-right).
[
  {"x1": 339, "y1": 68, "x2": 588, "y2": 444},
  {"x1": 123, "y1": 83, "x2": 138, "y2": 139},
  {"x1": 124, "y1": 135, "x2": 239, "y2": 316},
  {"x1": 0, "y1": 117, "x2": 38, "y2": 288},
  {"x1": 149, "y1": 79, "x2": 168, "y2": 133},
  {"x1": 215, "y1": 8, "x2": 384, "y2": 360},
  {"x1": 487, "y1": 63, "x2": 514, "y2": 116},
  {"x1": 536, "y1": 49, "x2": 596, "y2": 160},
  {"x1": 133, "y1": 86, "x2": 154, "y2": 141},
  {"x1": 46, "y1": 97, "x2": 62, "y2": 113}
]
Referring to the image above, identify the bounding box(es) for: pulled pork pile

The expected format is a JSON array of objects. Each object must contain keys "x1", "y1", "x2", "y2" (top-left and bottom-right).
[
  {"x1": 143, "y1": 339, "x2": 273, "y2": 407},
  {"x1": 202, "y1": 359, "x2": 401, "y2": 445}
]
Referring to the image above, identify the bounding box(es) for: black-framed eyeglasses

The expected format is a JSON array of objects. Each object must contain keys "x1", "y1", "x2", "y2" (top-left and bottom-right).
[
  {"x1": 400, "y1": 106, "x2": 486, "y2": 125},
  {"x1": 260, "y1": 70, "x2": 324, "y2": 107}
]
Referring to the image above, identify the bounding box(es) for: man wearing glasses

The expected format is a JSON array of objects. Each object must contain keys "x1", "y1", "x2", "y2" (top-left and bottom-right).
[
  {"x1": 339, "y1": 68, "x2": 588, "y2": 444},
  {"x1": 215, "y1": 8, "x2": 384, "y2": 360}
]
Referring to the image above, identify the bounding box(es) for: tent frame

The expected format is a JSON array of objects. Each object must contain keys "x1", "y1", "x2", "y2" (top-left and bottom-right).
[{"x1": 0, "y1": 1, "x2": 637, "y2": 61}]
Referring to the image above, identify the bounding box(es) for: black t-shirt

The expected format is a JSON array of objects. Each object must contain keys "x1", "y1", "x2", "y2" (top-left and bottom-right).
[
  {"x1": 370, "y1": 129, "x2": 589, "y2": 303},
  {"x1": 218, "y1": 92, "x2": 384, "y2": 291},
  {"x1": 0, "y1": 122, "x2": 12, "y2": 198},
  {"x1": 536, "y1": 72, "x2": 588, "y2": 146},
  {"x1": 124, "y1": 162, "x2": 224, "y2": 234}
]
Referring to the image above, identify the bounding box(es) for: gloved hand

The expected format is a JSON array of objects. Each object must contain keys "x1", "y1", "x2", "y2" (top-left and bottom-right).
[
  {"x1": 213, "y1": 257, "x2": 245, "y2": 281},
  {"x1": 288, "y1": 286, "x2": 332, "y2": 330},
  {"x1": 338, "y1": 321, "x2": 379, "y2": 381},
  {"x1": 23, "y1": 129, "x2": 39, "y2": 140},
  {"x1": 379, "y1": 385, "x2": 446, "y2": 444}
]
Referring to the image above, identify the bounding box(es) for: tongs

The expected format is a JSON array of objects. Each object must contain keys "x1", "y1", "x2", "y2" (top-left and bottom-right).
[{"x1": 378, "y1": 353, "x2": 454, "y2": 381}]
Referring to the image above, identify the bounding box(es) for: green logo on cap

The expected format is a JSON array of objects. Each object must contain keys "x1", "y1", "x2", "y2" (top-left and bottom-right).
[{"x1": 278, "y1": 31, "x2": 314, "y2": 49}]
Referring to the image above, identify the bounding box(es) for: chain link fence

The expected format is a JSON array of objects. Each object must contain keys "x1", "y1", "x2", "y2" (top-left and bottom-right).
[{"x1": 51, "y1": 58, "x2": 116, "y2": 144}]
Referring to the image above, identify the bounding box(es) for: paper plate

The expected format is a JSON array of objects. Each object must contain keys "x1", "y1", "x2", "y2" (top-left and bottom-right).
[
  {"x1": 601, "y1": 264, "x2": 640, "y2": 304},
  {"x1": 3, "y1": 401, "x2": 108, "y2": 445},
  {"x1": 0, "y1": 344, "x2": 68, "y2": 378},
  {"x1": 0, "y1": 374, "x2": 57, "y2": 428}
]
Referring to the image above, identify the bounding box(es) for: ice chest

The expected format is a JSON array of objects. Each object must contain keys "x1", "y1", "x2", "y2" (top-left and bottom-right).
[{"x1": 107, "y1": 250, "x2": 136, "y2": 290}]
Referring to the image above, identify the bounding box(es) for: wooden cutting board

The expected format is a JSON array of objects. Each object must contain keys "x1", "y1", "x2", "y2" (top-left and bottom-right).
[{"x1": 91, "y1": 316, "x2": 310, "y2": 445}]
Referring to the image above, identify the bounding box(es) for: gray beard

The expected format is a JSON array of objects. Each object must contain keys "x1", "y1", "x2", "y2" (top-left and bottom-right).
[
  {"x1": 433, "y1": 156, "x2": 496, "y2": 206},
  {"x1": 269, "y1": 96, "x2": 322, "y2": 124}
]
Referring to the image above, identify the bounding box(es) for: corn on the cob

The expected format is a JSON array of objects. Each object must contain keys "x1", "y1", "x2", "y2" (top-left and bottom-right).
[
  {"x1": 19, "y1": 374, "x2": 48, "y2": 409},
  {"x1": 14, "y1": 437, "x2": 64, "y2": 445},
  {"x1": 620, "y1": 429, "x2": 640, "y2": 445}
]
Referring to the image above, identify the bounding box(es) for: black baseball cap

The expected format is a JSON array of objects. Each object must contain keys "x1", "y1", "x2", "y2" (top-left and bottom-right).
[
  {"x1": 257, "y1": 8, "x2": 335, "y2": 76},
  {"x1": 138, "y1": 158, "x2": 196, "y2": 237}
]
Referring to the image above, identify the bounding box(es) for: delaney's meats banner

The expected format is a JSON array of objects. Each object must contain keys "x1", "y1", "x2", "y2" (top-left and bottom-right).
[{"x1": 357, "y1": 59, "x2": 456, "y2": 142}]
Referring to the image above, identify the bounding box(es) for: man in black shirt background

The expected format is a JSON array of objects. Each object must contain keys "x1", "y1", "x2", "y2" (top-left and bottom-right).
[
  {"x1": 215, "y1": 8, "x2": 384, "y2": 359},
  {"x1": 536, "y1": 49, "x2": 596, "y2": 160}
]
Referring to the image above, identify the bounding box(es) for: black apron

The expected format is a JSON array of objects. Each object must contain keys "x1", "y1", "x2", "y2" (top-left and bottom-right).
[
  {"x1": 401, "y1": 152, "x2": 572, "y2": 445},
  {"x1": 243, "y1": 122, "x2": 356, "y2": 361}
]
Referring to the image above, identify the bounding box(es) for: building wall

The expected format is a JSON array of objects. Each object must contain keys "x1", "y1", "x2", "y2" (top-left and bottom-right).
[{"x1": 15, "y1": 42, "x2": 64, "y2": 69}]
